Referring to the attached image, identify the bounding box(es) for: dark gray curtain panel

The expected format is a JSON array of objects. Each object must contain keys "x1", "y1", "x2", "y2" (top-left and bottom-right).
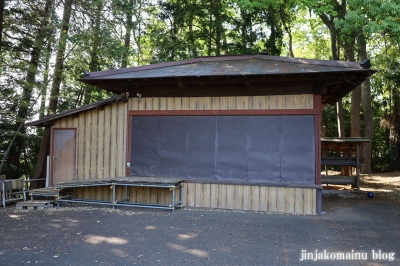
[{"x1": 130, "y1": 115, "x2": 315, "y2": 184}]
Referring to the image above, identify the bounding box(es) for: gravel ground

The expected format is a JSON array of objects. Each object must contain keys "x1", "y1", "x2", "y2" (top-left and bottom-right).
[{"x1": 1, "y1": 197, "x2": 400, "y2": 266}]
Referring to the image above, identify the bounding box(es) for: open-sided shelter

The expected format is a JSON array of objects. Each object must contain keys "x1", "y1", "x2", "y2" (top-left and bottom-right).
[{"x1": 26, "y1": 54, "x2": 376, "y2": 214}]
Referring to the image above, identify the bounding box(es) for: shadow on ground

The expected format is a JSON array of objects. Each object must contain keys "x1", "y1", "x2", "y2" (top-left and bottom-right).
[{"x1": 0, "y1": 196, "x2": 399, "y2": 266}]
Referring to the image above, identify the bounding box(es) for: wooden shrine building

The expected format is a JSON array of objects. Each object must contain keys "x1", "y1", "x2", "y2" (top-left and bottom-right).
[{"x1": 26, "y1": 54, "x2": 376, "y2": 214}]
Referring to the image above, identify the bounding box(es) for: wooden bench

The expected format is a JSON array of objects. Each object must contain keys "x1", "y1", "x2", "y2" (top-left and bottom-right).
[
  {"x1": 321, "y1": 175, "x2": 357, "y2": 185},
  {"x1": 321, "y1": 138, "x2": 370, "y2": 190},
  {"x1": 321, "y1": 157, "x2": 364, "y2": 167}
]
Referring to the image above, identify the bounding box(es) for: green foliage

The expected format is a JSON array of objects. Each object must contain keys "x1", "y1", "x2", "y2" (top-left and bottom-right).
[
  {"x1": 2, "y1": 0, "x2": 400, "y2": 176},
  {"x1": 0, "y1": 0, "x2": 56, "y2": 177},
  {"x1": 370, "y1": 48, "x2": 400, "y2": 171},
  {"x1": 321, "y1": 95, "x2": 352, "y2": 138},
  {"x1": 290, "y1": 9, "x2": 331, "y2": 59},
  {"x1": 140, "y1": 0, "x2": 290, "y2": 61}
]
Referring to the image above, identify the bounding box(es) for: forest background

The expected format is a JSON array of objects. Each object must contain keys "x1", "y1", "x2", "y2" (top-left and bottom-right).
[{"x1": 0, "y1": 0, "x2": 399, "y2": 182}]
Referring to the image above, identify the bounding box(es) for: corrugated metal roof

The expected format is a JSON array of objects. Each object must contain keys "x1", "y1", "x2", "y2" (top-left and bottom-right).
[
  {"x1": 76, "y1": 54, "x2": 376, "y2": 106},
  {"x1": 86, "y1": 59, "x2": 363, "y2": 80},
  {"x1": 81, "y1": 55, "x2": 369, "y2": 80}
]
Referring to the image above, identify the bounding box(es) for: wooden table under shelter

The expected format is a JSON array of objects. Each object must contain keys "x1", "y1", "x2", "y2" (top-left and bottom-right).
[{"x1": 321, "y1": 137, "x2": 370, "y2": 190}]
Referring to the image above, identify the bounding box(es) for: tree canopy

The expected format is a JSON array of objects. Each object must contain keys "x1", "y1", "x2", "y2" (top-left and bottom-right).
[{"x1": 1, "y1": 0, "x2": 399, "y2": 180}]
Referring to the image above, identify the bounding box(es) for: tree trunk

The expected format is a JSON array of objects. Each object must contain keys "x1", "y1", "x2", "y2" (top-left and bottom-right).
[
  {"x1": 345, "y1": 41, "x2": 361, "y2": 139},
  {"x1": 358, "y1": 34, "x2": 373, "y2": 173},
  {"x1": 337, "y1": 100, "x2": 351, "y2": 176},
  {"x1": 336, "y1": 100, "x2": 345, "y2": 137},
  {"x1": 287, "y1": 30, "x2": 294, "y2": 57},
  {"x1": 222, "y1": 29, "x2": 228, "y2": 54},
  {"x1": 350, "y1": 86, "x2": 361, "y2": 137},
  {"x1": 361, "y1": 78, "x2": 373, "y2": 173},
  {"x1": 349, "y1": 41, "x2": 360, "y2": 140},
  {"x1": 319, "y1": 14, "x2": 339, "y2": 60},
  {"x1": 132, "y1": 0, "x2": 143, "y2": 65},
  {"x1": 359, "y1": 34, "x2": 374, "y2": 173},
  {"x1": 4, "y1": 0, "x2": 53, "y2": 181},
  {"x1": 84, "y1": 0, "x2": 102, "y2": 105},
  {"x1": 121, "y1": 0, "x2": 133, "y2": 68},
  {"x1": 319, "y1": 5, "x2": 351, "y2": 176},
  {"x1": 332, "y1": 28, "x2": 344, "y2": 134},
  {"x1": 320, "y1": 15, "x2": 343, "y2": 138},
  {"x1": 208, "y1": 12, "x2": 213, "y2": 56},
  {"x1": 393, "y1": 89, "x2": 400, "y2": 166},
  {"x1": 0, "y1": 0, "x2": 4, "y2": 54},
  {"x1": 350, "y1": 83, "x2": 361, "y2": 177},
  {"x1": 279, "y1": 5, "x2": 294, "y2": 57},
  {"x1": 213, "y1": 0, "x2": 222, "y2": 56},
  {"x1": 33, "y1": 0, "x2": 72, "y2": 183},
  {"x1": 39, "y1": 39, "x2": 52, "y2": 119},
  {"x1": 188, "y1": 13, "x2": 196, "y2": 57},
  {"x1": 48, "y1": 0, "x2": 72, "y2": 112}
]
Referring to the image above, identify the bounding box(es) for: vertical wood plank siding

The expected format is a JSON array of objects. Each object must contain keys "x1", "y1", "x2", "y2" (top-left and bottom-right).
[
  {"x1": 55, "y1": 95, "x2": 316, "y2": 214},
  {"x1": 53, "y1": 101, "x2": 127, "y2": 200},
  {"x1": 183, "y1": 183, "x2": 317, "y2": 215},
  {"x1": 129, "y1": 95, "x2": 313, "y2": 111}
]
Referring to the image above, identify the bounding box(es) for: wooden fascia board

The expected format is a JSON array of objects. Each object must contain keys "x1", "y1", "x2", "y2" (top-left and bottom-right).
[
  {"x1": 121, "y1": 86, "x2": 315, "y2": 98},
  {"x1": 128, "y1": 109, "x2": 321, "y2": 116},
  {"x1": 82, "y1": 72, "x2": 365, "y2": 88}
]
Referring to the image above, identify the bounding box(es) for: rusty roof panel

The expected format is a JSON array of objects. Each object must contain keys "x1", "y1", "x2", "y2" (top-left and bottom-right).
[
  {"x1": 84, "y1": 59, "x2": 366, "y2": 80},
  {"x1": 77, "y1": 55, "x2": 376, "y2": 106}
]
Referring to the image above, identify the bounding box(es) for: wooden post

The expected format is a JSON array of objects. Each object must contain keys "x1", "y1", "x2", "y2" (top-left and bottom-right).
[{"x1": 356, "y1": 143, "x2": 360, "y2": 190}]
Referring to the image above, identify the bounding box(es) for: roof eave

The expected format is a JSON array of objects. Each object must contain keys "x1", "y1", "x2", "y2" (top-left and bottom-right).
[
  {"x1": 79, "y1": 54, "x2": 373, "y2": 81},
  {"x1": 26, "y1": 95, "x2": 127, "y2": 127}
]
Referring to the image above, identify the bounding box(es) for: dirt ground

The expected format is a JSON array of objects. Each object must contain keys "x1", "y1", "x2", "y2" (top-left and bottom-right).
[
  {"x1": 322, "y1": 171, "x2": 400, "y2": 202},
  {"x1": 360, "y1": 172, "x2": 400, "y2": 201}
]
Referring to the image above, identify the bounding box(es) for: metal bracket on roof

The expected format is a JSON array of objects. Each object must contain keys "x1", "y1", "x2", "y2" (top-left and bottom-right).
[
  {"x1": 121, "y1": 91, "x2": 129, "y2": 98},
  {"x1": 360, "y1": 59, "x2": 371, "y2": 69}
]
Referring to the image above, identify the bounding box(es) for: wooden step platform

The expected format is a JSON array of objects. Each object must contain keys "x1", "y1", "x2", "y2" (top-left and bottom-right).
[
  {"x1": 16, "y1": 200, "x2": 54, "y2": 210},
  {"x1": 28, "y1": 187, "x2": 59, "y2": 198}
]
